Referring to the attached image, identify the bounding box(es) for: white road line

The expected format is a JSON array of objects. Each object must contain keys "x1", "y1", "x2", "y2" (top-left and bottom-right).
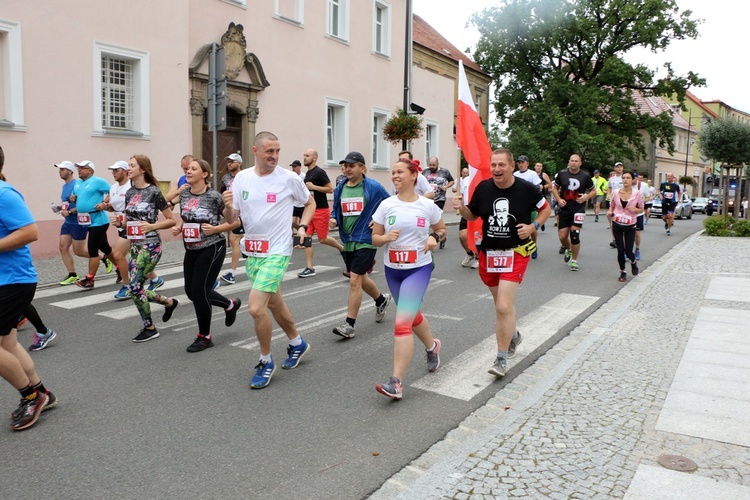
[
  {"x1": 424, "y1": 314, "x2": 463, "y2": 321},
  {"x1": 411, "y1": 293, "x2": 599, "y2": 401}
]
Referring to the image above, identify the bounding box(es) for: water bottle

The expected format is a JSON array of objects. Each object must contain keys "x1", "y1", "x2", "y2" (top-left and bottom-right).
[{"x1": 51, "y1": 202, "x2": 60, "y2": 213}]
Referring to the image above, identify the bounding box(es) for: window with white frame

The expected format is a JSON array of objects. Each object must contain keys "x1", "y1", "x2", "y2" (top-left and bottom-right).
[
  {"x1": 0, "y1": 19, "x2": 25, "y2": 129},
  {"x1": 275, "y1": 0, "x2": 304, "y2": 24},
  {"x1": 327, "y1": 0, "x2": 349, "y2": 41},
  {"x1": 94, "y1": 43, "x2": 149, "y2": 136},
  {"x1": 325, "y1": 98, "x2": 348, "y2": 165},
  {"x1": 425, "y1": 122, "x2": 438, "y2": 160},
  {"x1": 372, "y1": 109, "x2": 389, "y2": 168},
  {"x1": 373, "y1": 1, "x2": 391, "y2": 56}
]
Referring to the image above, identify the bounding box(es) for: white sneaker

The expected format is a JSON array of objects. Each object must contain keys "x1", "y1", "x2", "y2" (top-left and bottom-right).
[
  {"x1": 461, "y1": 254, "x2": 473, "y2": 267},
  {"x1": 470, "y1": 257, "x2": 479, "y2": 269}
]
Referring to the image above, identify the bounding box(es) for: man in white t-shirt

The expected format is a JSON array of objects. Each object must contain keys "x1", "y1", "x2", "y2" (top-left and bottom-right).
[
  {"x1": 513, "y1": 155, "x2": 543, "y2": 257},
  {"x1": 633, "y1": 172, "x2": 651, "y2": 261},
  {"x1": 290, "y1": 160, "x2": 306, "y2": 230},
  {"x1": 223, "y1": 131, "x2": 315, "y2": 390},
  {"x1": 607, "y1": 162, "x2": 624, "y2": 248},
  {"x1": 396, "y1": 151, "x2": 434, "y2": 199}
]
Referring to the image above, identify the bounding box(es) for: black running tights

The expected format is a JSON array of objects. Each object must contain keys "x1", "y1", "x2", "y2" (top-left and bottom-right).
[{"x1": 183, "y1": 240, "x2": 232, "y2": 335}]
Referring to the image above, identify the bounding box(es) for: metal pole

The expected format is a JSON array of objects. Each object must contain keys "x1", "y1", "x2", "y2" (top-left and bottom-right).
[
  {"x1": 402, "y1": 0, "x2": 412, "y2": 152},
  {"x1": 683, "y1": 108, "x2": 691, "y2": 180}
]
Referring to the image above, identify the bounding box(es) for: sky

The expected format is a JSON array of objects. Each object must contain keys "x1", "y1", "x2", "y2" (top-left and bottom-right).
[{"x1": 413, "y1": 0, "x2": 749, "y2": 114}]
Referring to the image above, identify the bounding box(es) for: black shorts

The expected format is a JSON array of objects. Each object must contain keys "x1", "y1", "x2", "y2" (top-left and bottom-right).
[
  {"x1": 459, "y1": 217, "x2": 468, "y2": 231},
  {"x1": 558, "y1": 208, "x2": 585, "y2": 229},
  {"x1": 434, "y1": 200, "x2": 446, "y2": 210},
  {"x1": 118, "y1": 228, "x2": 128, "y2": 240},
  {"x1": 87, "y1": 224, "x2": 112, "y2": 257},
  {"x1": 293, "y1": 206, "x2": 304, "y2": 218},
  {"x1": 343, "y1": 247, "x2": 377, "y2": 275},
  {"x1": 232, "y1": 221, "x2": 245, "y2": 235},
  {"x1": 644, "y1": 203, "x2": 653, "y2": 209},
  {"x1": 662, "y1": 202, "x2": 676, "y2": 214},
  {"x1": 0, "y1": 283, "x2": 36, "y2": 336},
  {"x1": 636, "y1": 215, "x2": 644, "y2": 231}
]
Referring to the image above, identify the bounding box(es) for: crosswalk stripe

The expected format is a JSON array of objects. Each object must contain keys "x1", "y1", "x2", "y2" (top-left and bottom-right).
[{"x1": 411, "y1": 293, "x2": 599, "y2": 401}]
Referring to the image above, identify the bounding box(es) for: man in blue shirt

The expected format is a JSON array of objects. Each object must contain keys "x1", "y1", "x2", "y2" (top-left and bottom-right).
[{"x1": 54, "y1": 161, "x2": 89, "y2": 285}]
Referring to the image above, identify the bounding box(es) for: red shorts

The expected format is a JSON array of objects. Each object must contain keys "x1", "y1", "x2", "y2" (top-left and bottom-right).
[
  {"x1": 477, "y1": 250, "x2": 530, "y2": 286},
  {"x1": 306, "y1": 207, "x2": 331, "y2": 239}
]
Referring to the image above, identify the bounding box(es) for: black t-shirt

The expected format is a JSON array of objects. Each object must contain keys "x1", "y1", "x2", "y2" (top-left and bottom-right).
[
  {"x1": 466, "y1": 177, "x2": 544, "y2": 250},
  {"x1": 304, "y1": 166, "x2": 332, "y2": 209},
  {"x1": 554, "y1": 169, "x2": 594, "y2": 213},
  {"x1": 660, "y1": 182, "x2": 680, "y2": 205}
]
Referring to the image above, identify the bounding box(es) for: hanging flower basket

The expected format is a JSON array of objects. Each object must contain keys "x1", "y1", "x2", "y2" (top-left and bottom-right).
[{"x1": 382, "y1": 108, "x2": 423, "y2": 144}]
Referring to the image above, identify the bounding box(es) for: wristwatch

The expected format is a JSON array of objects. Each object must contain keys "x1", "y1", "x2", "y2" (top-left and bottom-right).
[
  {"x1": 533, "y1": 221, "x2": 540, "y2": 230},
  {"x1": 299, "y1": 224, "x2": 308, "y2": 230}
]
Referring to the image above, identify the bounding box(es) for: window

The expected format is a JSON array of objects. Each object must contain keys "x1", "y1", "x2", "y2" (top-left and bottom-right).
[
  {"x1": 327, "y1": 0, "x2": 349, "y2": 41},
  {"x1": 94, "y1": 43, "x2": 149, "y2": 137},
  {"x1": 0, "y1": 19, "x2": 25, "y2": 130},
  {"x1": 425, "y1": 122, "x2": 438, "y2": 160},
  {"x1": 325, "y1": 98, "x2": 348, "y2": 165},
  {"x1": 373, "y1": 1, "x2": 391, "y2": 56},
  {"x1": 275, "y1": 0, "x2": 304, "y2": 24},
  {"x1": 372, "y1": 109, "x2": 389, "y2": 168}
]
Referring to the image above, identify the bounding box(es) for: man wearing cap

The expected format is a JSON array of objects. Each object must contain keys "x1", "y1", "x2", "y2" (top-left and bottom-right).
[
  {"x1": 290, "y1": 160, "x2": 306, "y2": 230},
  {"x1": 219, "y1": 153, "x2": 245, "y2": 285},
  {"x1": 222, "y1": 131, "x2": 315, "y2": 389},
  {"x1": 607, "y1": 162, "x2": 624, "y2": 248},
  {"x1": 328, "y1": 151, "x2": 392, "y2": 338},
  {"x1": 592, "y1": 169, "x2": 608, "y2": 222},
  {"x1": 422, "y1": 156, "x2": 455, "y2": 249},
  {"x1": 298, "y1": 148, "x2": 344, "y2": 278},
  {"x1": 69, "y1": 161, "x2": 115, "y2": 289},
  {"x1": 105, "y1": 160, "x2": 162, "y2": 299},
  {"x1": 513, "y1": 155, "x2": 544, "y2": 258},
  {"x1": 53, "y1": 161, "x2": 89, "y2": 285}
]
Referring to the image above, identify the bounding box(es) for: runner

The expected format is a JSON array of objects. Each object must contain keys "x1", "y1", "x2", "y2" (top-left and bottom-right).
[
  {"x1": 396, "y1": 151, "x2": 434, "y2": 199},
  {"x1": 53, "y1": 161, "x2": 89, "y2": 285},
  {"x1": 552, "y1": 154, "x2": 596, "y2": 271},
  {"x1": 591, "y1": 169, "x2": 609, "y2": 222},
  {"x1": 633, "y1": 172, "x2": 651, "y2": 260},
  {"x1": 372, "y1": 158, "x2": 446, "y2": 399},
  {"x1": 607, "y1": 170, "x2": 643, "y2": 282},
  {"x1": 0, "y1": 147, "x2": 57, "y2": 431},
  {"x1": 454, "y1": 148, "x2": 550, "y2": 377},
  {"x1": 112, "y1": 155, "x2": 179, "y2": 343},
  {"x1": 329, "y1": 151, "x2": 391, "y2": 339},
  {"x1": 534, "y1": 162, "x2": 552, "y2": 232},
  {"x1": 513, "y1": 155, "x2": 543, "y2": 259},
  {"x1": 223, "y1": 131, "x2": 315, "y2": 389},
  {"x1": 422, "y1": 156, "x2": 454, "y2": 249},
  {"x1": 171, "y1": 159, "x2": 241, "y2": 352},
  {"x1": 660, "y1": 172, "x2": 681, "y2": 236},
  {"x1": 456, "y1": 166, "x2": 478, "y2": 269},
  {"x1": 607, "y1": 162, "x2": 624, "y2": 248},
  {"x1": 218, "y1": 153, "x2": 244, "y2": 285}
]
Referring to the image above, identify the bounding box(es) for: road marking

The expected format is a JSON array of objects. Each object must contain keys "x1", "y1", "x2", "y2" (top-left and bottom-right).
[
  {"x1": 411, "y1": 293, "x2": 599, "y2": 401},
  {"x1": 424, "y1": 313, "x2": 463, "y2": 321}
]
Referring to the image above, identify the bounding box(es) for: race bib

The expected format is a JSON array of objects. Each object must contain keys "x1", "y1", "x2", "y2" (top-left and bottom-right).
[
  {"x1": 127, "y1": 221, "x2": 145, "y2": 241},
  {"x1": 486, "y1": 250, "x2": 514, "y2": 273},
  {"x1": 664, "y1": 192, "x2": 674, "y2": 200},
  {"x1": 242, "y1": 234, "x2": 270, "y2": 257},
  {"x1": 388, "y1": 245, "x2": 418, "y2": 269},
  {"x1": 341, "y1": 197, "x2": 364, "y2": 216},
  {"x1": 77, "y1": 213, "x2": 92, "y2": 226},
  {"x1": 182, "y1": 223, "x2": 201, "y2": 243},
  {"x1": 574, "y1": 212, "x2": 586, "y2": 224},
  {"x1": 614, "y1": 214, "x2": 634, "y2": 225}
]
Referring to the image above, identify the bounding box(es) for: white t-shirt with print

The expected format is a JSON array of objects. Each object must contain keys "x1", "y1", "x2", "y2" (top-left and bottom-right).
[
  {"x1": 231, "y1": 166, "x2": 310, "y2": 257},
  {"x1": 109, "y1": 181, "x2": 131, "y2": 212},
  {"x1": 372, "y1": 196, "x2": 443, "y2": 269},
  {"x1": 636, "y1": 180, "x2": 651, "y2": 218}
]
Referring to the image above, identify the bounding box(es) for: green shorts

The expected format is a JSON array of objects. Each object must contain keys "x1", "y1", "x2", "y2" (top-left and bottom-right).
[{"x1": 244, "y1": 254, "x2": 290, "y2": 293}]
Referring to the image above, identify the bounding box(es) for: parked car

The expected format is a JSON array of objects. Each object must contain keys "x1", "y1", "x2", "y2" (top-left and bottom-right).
[
  {"x1": 691, "y1": 197, "x2": 709, "y2": 214},
  {"x1": 651, "y1": 193, "x2": 693, "y2": 219}
]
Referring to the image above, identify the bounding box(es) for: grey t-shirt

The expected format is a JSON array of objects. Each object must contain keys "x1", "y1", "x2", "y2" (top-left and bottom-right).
[
  {"x1": 125, "y1": 184, "x2": 169, "y2": 245},
  {"x1": 179, "y1": 187, "x2": 225, "y2": 250}
]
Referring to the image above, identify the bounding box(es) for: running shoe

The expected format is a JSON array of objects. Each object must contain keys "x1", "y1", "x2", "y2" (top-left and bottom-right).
[
  {"x1": 342, "y1": 271, "x2": 351, "y2": 278},
  {"x1": 114, "y1": 286, "x2": 129, "y2": 301},
  {"x1": 531, "y1": 250, "x2": 538, "y2": 260},
  {"x1": 618, "y1": 271, "x2": 627, "y2": 282},
  {"x1": 249, "y1": 358, "x2": 276, "y2": 389},
  {"x1": 563, "y1": 249, "x2": 572, "y2": 263},
  {"x1": 666, "y1": 230, "x2": 671, "y2": 236},
  {"x1": 59, "y1": 274, "x2": 79, "y2": 286},
  {"x1": 220, "y1": 272, "x2": 235, "y2": 285},
  {"x1": 115, "y1": 274, "x2": 123, "y2": 285},
  {"x1": 187, "y1": 334, "x2": 214, "y2": 353},
  {"x1": 75, "y1": 276, "x2": 95, "y2": 289},
  {"x1": 10, "y1": 392, "x2": 49, "y2": 431},
  {"x1": 17, "y1": 317, "x2": 28, "y2": 329},
  {"x1": 631, "y1": 261, "x2": 639, "y2": 276},
  {"x1": 162, "y1": 299, "x2": 179, "y2": 322},
  {"x1": 282, "y1": 339, "x2": 310, "y2": 369},
  {"x1": 297, "y1": 267, "x2": 316, "y2": 278},
  {"x1": 609, "y1": 240, "x2": 617, "y2": 249},
  {"x1": 101, "y1": 256, "x2": 114, "y2": 274},
  {"x1": 488, "y1": 357, "x2": 508, "y2": 377},
  {"x1": 133, "y1": 328, "x2": 160, "y2": 343},
  {"x1": 212, "y1": 280, "x2": 220, "y2": 291},
  {"x1": 375, "y1": 293, "x2": 391, "y2": 323},
  {"x1": 541, "y1": 224, "x2": 545, "y2": 232},
  {"x1": 664, "y1": 222, "x2": 669, "y2": 230},
  {"x1": 635, "y1": 249, "x2": 641, "y2": 261},
  {"x1": 225, "y1": 298, "x2": 241, "y2": 327},
  {"x1": 147, "y1": 276, "x2": 164, "y2": 291},
  {"x1": 426, "y1": 339, "x2": 441, "y2": 372},
  {"x1": 470, "y1": 258, "x2": 479, "y2": 269},
  {"x1": 29, "y1": 328, "x2": 57, "y2": 352},
  {"x1": 11, "y1": 390, "x2": 57, "y2": 419},
  {"x1": 376, "y1": 376, "x2": 403, "y2": 400},
  {"x1": 558, "y1": 246, "x2": 566, "y2": 255},
  {"x1": 569, "y1": 260, "x2": 579, "y2": 271},
  {"x1": 332, "y1": 323, "x2": 355, "y2": 339},
  {"x1": 439, "y1": 239, "x2": 446, "y2": 250},
  {"x1": 461, "y1": 253, "x2": 474, "y2": 267},
  {"x1": 508, "y1": 331, "x2": 522, "y2": 359},
  {"x1": 595, "y1": 215, "x2": 599, "y2": 222}
]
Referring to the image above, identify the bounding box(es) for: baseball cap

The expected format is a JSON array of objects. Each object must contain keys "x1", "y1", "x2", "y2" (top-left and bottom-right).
[
  {"x1": 75, "y1": 160, "x2": 96, "y2": 171},
  {"x1": 517, "y1": 155, "x2": 529, "y2": 162},
  {"x1": 226, "y1": 153, "x2": 242, "y2": 163},
  {"x1": 108, "y1": 160, "x2": 129, "y2": 170},
  {"x1": 290, "y1": 160, "x2": 302, "y2": 167},
  {"x1": 54, "y1": 161, "x2": 75, "y2": 172},
  {"x1": 593, "y1": 169, "x2": 599, "y2": 174},
  {"x1": 614, "y1": 161, "x2": 623, "y2": 167},
  {"x1": 633, "y1": 172, "x2": 639, "y2": 177},
  {"x1": 339, "y1": 151, "x2": 366, "y2": 165}
]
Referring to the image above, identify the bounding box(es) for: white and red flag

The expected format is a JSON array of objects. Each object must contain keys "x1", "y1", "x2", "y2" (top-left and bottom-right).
[{"x1": 456, "y1": 60, "x2": 492, "y2": 253}]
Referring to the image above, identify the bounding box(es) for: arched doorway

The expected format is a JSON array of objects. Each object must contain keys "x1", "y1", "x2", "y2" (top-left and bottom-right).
[{"x1": 202, "y1": 106, "x2": 243, "y2": 180}]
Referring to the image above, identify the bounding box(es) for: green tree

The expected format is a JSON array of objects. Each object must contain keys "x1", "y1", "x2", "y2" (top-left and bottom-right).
[
  {"x1": 699, "y1": 118, "x2": 750, "y2": 166},
  {"x1": 470, "y1": 0, "x2": 704, "y2": 174}
]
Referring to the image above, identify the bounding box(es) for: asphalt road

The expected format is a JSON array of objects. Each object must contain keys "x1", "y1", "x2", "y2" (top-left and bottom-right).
[{"x1": 0, "y1": 213, "x2": 705, "y2": 499}]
